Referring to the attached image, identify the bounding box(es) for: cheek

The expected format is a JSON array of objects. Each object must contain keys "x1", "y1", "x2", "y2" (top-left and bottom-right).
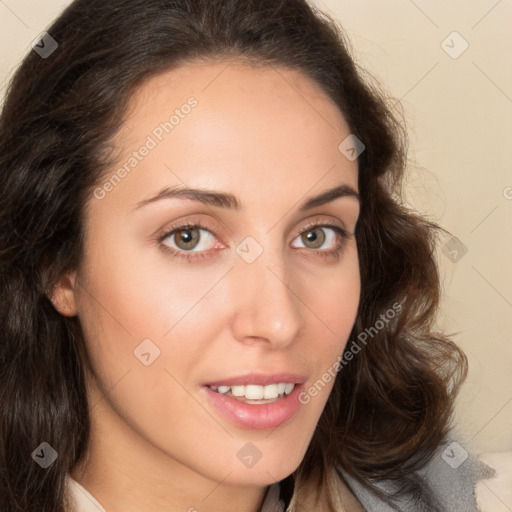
[
  {"x1": 74, "y1": 253, "x2": 238, "y2": 477},
  {"x1": 284, "y1": 251, "x2": 360, "y2": 418},
  {"x1": 322, "y1": 263, "x2": 360, "y2": 326},
  {"x1": 308, "y1": 250, "x2": 361, "y2": 349},
  {"x1": 76, "y1": 223, "x2": 219, "y2": 342},
  {"x1": 73, "y1": 228, "x2": 214, "y2": 414}
]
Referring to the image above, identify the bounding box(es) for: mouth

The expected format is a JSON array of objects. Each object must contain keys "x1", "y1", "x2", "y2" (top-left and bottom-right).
[
  {"x1": 206, "y1": 382, "x2": 296, "y2": 404},
  {"x1": 200, "y1": 373, "x2": 306, "y2": 430}
]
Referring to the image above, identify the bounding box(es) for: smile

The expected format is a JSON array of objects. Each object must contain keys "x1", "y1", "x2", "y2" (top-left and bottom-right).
[
  {"x1": 207, "y1": 383, "x2": 295, "y2": 403},
  {"x1": 201, "y1": 374, "x2": 306, "y2": 430}
]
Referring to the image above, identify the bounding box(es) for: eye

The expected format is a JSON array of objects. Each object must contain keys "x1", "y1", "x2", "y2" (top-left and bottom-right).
[
  {"x1": 157, "y1": 220, "x2": 350, "y2": 262},
  {"x1": 160, "y1": 223, "x2": 218, "y2": 258},
  {"x1": 291, "y1": 224, "x2": 345, "y2": 251}
]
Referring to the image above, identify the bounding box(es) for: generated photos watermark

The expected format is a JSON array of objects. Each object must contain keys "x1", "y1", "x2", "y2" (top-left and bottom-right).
[
  {"x1": 93, "y1": 97, "x2": 198, "y2": 200},
  {"x1": 298, "y1": 301, "x2": 403, "y2": 404}
]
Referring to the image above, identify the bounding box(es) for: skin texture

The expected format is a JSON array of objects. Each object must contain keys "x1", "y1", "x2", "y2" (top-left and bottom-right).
[{"x1": 51, "y1": 60, "x2": 362, "y2": 512}]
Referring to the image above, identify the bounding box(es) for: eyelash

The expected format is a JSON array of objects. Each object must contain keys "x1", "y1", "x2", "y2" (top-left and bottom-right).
[{"x1": 157, "y1": 220, "x2": 351, "y2": 262}]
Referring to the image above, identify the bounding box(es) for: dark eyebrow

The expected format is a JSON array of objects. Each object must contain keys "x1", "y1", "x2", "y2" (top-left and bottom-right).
[
  {"x1": 134, "y1": 183, "x2": 359, "y2": 211},
  {"x1": 299, "y1": 184, "x2": 359, "y2": 211}
]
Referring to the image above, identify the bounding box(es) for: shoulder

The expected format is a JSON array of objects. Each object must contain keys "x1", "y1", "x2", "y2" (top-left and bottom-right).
[
  {"x1": 64, "y1": 474, "x2": 107, "y2": 512},
  {"x1": 337, "y1": 438, "x2": 501, "y2": 512},
  {"x1": 475, "y1": 451, "x2": 512, "y2": 512}
]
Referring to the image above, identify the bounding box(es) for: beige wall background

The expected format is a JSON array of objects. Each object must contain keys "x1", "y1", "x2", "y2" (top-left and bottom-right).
[{"x1": 1, "y1": 1, "x2": 511, "y2": 455}]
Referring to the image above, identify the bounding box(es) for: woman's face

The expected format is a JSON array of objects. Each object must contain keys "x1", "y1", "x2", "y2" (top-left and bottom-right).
[{"x1": 62, "y1": 60, "x2": 361, "y2": 490}]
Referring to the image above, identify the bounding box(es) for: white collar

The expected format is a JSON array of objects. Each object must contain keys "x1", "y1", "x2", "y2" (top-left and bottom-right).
[
  {"x1": 65, "y1": 474, "x2": 284, "y2": 512},
  {"x1": 65, "y1": 475, "x2": 106, "y2": 512}
]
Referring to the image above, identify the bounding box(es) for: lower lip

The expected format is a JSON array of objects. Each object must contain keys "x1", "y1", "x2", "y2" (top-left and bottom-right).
[{"x1": 201, "y1": 384, "x2": 304, "y2": 430}]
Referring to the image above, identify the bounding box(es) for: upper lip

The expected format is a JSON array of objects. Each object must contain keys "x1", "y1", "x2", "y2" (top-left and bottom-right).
[{"x1": 204, "y1": 372, "x2": 307, "y2": 387}]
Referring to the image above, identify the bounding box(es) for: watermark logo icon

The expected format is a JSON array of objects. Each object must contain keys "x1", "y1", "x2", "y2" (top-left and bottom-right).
[
  {"x1": 134, "y1": 338, "x2": 161, "y2": 366},
  {"x1": 32, "y1": 32, "x2": 58, "y2": 59},
  {"x1": 441, "y1": 31, "x2": 469, "y2": 59},
  {"x1": 338, "y1": 134, "x2": 365, "y2": 161},
  {"x1": 32, "y1": 442, "x2": 58, "y2": 468},
  {"x1": 236, "y1": 442, "x2": 262, "y2": 468},
  {"x1": 442, "y1": 441, "x2": 468, "y2": 469},
  {"x1": 236, "y1": 236, "x2": 264, "y2": 264},
  {"x1": 442, "y1": 236, "x2": 468, "y2": 263}
]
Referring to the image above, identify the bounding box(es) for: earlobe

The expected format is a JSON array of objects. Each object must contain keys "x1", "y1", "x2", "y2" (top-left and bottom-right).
[{"x1": 49, "y1": 271, "x2": 78, "y2": 317}]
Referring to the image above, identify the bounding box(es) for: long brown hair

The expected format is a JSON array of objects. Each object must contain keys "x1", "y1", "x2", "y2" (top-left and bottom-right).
[{"x1": 0, "y1": 1, "x2": 467, "y2": 510}]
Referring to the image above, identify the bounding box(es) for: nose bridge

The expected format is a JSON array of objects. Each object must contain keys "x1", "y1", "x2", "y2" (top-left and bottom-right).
[{"x1": 229, "y1": 239, "x2": 305, "y2": 347}]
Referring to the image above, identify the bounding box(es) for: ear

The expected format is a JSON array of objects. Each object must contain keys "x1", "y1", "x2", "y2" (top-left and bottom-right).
[{"x1": 48, "y1": 271, "x2": 78, "y2": 317}]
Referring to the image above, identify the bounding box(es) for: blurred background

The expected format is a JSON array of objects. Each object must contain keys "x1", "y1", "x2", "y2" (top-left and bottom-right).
[{"x1": 1, "y1": 0, "x2": 511, "y2": 455}]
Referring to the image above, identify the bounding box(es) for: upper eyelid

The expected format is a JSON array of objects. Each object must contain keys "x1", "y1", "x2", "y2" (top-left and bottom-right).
[{"x1": 159, "y1": 212, "x2": 351, "y2": 234}]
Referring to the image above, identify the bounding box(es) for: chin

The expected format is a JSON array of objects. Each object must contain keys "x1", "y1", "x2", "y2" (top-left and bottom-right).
[{"x1": 220, "y1": 444, "x2": 306, "y2": 486}]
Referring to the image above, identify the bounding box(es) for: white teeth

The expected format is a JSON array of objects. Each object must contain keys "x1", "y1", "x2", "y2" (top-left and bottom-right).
[
  {"x1": 245, "y1": 385, "x2": 264, "y2": 400},
  {"x1": 231, "y1": 385, "x2": 245, "y2": 397},
  {"x1": 210, "y1": 382, "x2": 296, "y2": 399},
  {"x1": 263, "y1": 384, "x2": 278, "y2": 399}
]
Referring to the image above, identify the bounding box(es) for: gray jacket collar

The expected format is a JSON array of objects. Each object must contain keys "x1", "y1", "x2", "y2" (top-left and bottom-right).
[{"x1": 261, "y1": 439, "x2": 495, "y2": 512}]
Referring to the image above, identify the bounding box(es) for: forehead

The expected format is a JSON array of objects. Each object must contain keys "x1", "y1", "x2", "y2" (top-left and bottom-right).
[{"x1": 91, "y1": 59, "x2": 358, "y2": 216}]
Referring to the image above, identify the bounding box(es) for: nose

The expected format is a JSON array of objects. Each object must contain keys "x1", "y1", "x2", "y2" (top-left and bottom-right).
[{"x1": 229, "y1": 246, "x2": 306, "y2": 349}]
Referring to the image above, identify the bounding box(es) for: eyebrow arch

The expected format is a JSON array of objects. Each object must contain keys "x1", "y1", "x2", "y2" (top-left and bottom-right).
[{"x1": 134, "y1": 183, "x2": 360, "y2": 211}]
